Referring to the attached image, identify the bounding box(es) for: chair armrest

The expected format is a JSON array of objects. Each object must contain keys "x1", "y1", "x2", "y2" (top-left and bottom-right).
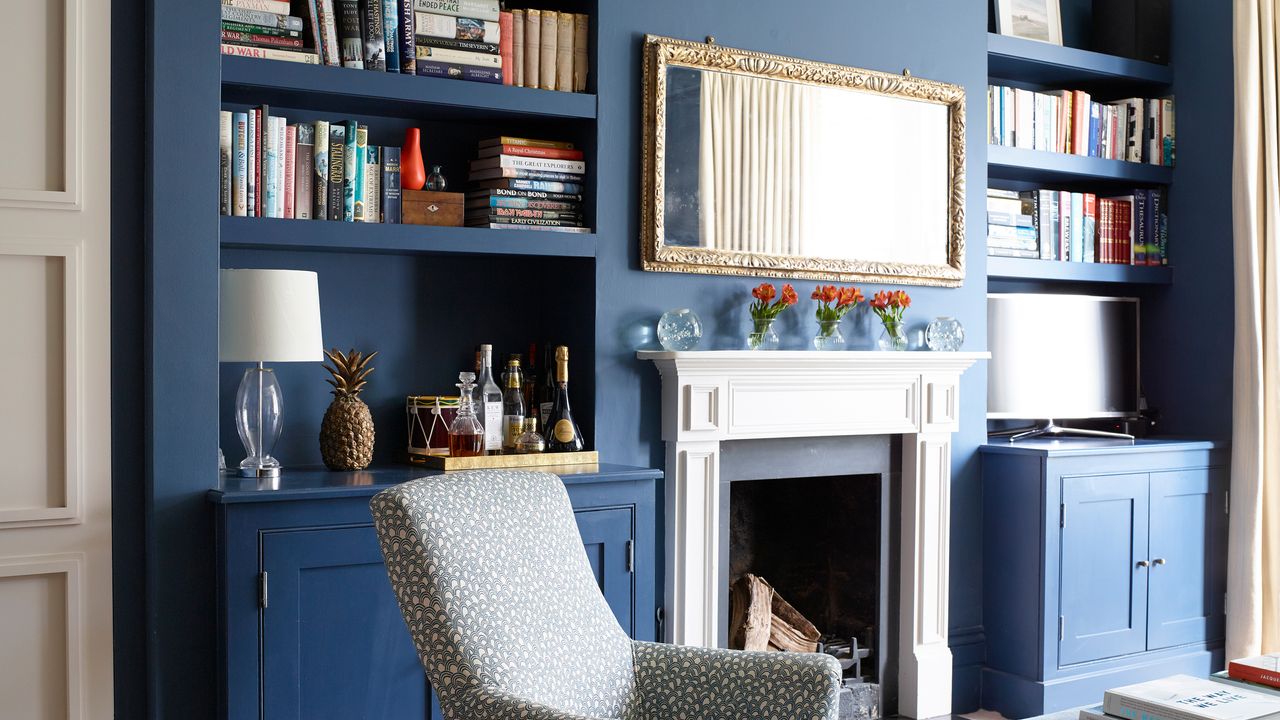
[
  {"x1": 629, "y1": 641, "x2": 841, "y2": 720},
  {"x1": 451, "y1": 688, "x2": 613, "y2": 720}
]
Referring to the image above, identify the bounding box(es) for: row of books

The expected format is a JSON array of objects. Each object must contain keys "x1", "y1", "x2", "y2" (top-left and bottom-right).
[
  {"x1": 988, "y1": 85, "x2": 1175, "y2": 166},
  {"x1": 217, "y1": 107, "x2": 404, "y2": 223},
  {"x1": 219, "y1": 0, "x2": 589, "y2": 92},
  {"x1": 987, "y1": 187, "x2": 1168, "y2": 266},
  {"x1": 1076, "y1": 656, "x2": 1280, "y2": 720},
  {"x1": 466, "y1": 136, "x2": 587, "y2": 232}
]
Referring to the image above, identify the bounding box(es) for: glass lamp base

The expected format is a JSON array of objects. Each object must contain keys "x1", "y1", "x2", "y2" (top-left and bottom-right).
[{"x1": 239, "y1": 457, "x2": 281, "y2": 478}]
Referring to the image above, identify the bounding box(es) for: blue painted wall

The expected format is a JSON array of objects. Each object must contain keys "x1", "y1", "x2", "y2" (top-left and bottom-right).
[{"x1": 588, "y1": 0, "x2": 990, "y2": 709}]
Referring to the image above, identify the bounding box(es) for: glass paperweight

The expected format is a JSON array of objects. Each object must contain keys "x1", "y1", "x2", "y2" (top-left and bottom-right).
[
  {"x1": 657, "y1": 308, "x2": 703, "y2": 351},
  {"x1": 925, "y1": 316, "x2": 965, "y2": 351}
]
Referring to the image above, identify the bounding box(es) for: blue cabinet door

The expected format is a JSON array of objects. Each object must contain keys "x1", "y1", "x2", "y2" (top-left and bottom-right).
[
  {"x1": 1059, "y1": 474, "x2": 1150, "y2": 666},
  {"x1": 1147, "y1": 469, "x2": 1226, "y2": 649},
  {"x1": 261, "y1": 525, "x2": 430, "y2": 720},
  {"x1": 574, "y1": 507, "x2": 635, "y2": 636}
]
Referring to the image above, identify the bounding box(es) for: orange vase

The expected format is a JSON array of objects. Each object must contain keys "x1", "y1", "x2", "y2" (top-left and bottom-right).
[{"x1": 402, "y1": 128, "x2": 426, "y2": 191}]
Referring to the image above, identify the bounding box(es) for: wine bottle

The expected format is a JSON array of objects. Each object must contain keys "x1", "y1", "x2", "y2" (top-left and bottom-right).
[
  {"x1": 501, "y1": 356, "x2": 525, "y2": 452},
  {"x1": 544, "y1": 345, "x2": 584, "y2": 452},
  {"x1": 475, "y1": 344, "x2": 504, "y2": 455},
  {"x1": 538, "y1": 341, "x2": 557, "y2": 429},
  {"x1": 523, "y1": 342, "x2": 538, "y2": 423}
]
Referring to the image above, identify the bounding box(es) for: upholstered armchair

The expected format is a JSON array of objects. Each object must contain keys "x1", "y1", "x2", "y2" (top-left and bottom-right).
[{"x1": 371, "y1": 469, "x2": 842, "y2": 720}]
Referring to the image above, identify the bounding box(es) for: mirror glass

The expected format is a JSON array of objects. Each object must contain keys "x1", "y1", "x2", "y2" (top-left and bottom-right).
[{"x1": 661, "y1": 65, "x2": 951, "y2": 266}]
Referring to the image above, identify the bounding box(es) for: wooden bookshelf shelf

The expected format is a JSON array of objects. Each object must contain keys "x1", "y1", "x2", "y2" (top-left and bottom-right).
[
  {"x1": 219, "y1": 216, "x2": 596, "y2": 258},
  {"x1": 988, "y1": 145, "x2": 1173, "y2": 185},
  {"x1": 987, "y1": 256, "x2": 1172, "y2": 284},
  {"x1": 987, "y1": 33, "x2": 1173, "y2": 88},
  {"x1": 219, "y1": 55, "x2": 598, "y2": 121}
]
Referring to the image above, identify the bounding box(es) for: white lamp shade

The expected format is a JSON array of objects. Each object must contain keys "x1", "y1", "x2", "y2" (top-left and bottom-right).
[{"x1": 219, "y1": 269, "x2": 324, "y2": 362}]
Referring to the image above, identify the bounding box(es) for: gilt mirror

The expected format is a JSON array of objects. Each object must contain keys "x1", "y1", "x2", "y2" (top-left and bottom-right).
[{"x1": 641, "y1": 35, "x2": 967, "y2": 287}]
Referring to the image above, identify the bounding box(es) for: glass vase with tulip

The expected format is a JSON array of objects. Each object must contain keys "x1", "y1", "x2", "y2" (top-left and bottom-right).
[
  {"x1": 810, "y1": 284, "x2": 863, "y2": 351},
  {"x1": 746, "y1": 282, "x2": 797, "y2": 350}
]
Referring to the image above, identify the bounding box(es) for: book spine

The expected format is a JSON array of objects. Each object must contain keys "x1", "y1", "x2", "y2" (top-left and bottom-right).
[
  {"x1": 399, "y1": 0, "x2": 416, "y2": 73},
  {"x1": 414, "y1": 60, "x2": 502, "y2": 83},
  {"x1": 471, "y1": 196, "x2": 580, "y2": 211},
  {"x1": 365, "y1": 145, "x2": 380, "y2": 223},
  {"x1": 222, "y1": 30, "x2": 306, "y2": 49},
  {"x1": 353, "y1": 125, "x2": 368, "y2": 222},
  {"x1": 382, "y1": 0, "x2": 400, "y2": 72},
  {"x1": 411, "y1": 0, "x2": 500, "y2": 22},
  {"x1": 222, "y1": 5, "x2": 305, "y2": 30},
  {"x1": 572, "y1": 13, "x2": 587, "y2": 91},
  {"x1": 257, "y1": 107, "x2": 269, "y2": 217},
  {"x1": 415, "y1": 36, "x2": 499, "y2": 54},
  {"x1": 284, "y1": 125, "x2": 297, "y2": 219},
  {"x1": 382, "y1": 147, "x2": 401, "y2": 224},
  {"x1": 414, "y1": 45, "x2": 502, "y2": 67},
  {"x1": 555, "y1": 11, "x2": 573, "y2": 92},
  {"x1": 476, "y1": 178, "x2": 582, "y2": 193},
  {"x1": 301, "y1": 0, "x2": 324, "y2": 59},
  {"x1": 485, "y1": 144, "x2": 584, "y2": 160},
  {"x1": 1083, "y1": 193, "x2": 1096, "y2": 263},
  {"x1": 511, "y1": 9, "x2": 525, "y2": 87},
  {"x1": 343, "y1": 121, "x2": 358, "y2": 221},
  {"x1": 469, "y1": 207, "x2": 583, "y2": 220},
  {"x1": 221, "y1": 43, "x2": 321, "y2": 63},
  {"x1": 413, "y1": 11, "x2": 500, "y2": 41},
  {"x1": 470, "y1": 167, "x2": 582, "y2": 182},
  {"x1": 219, "y1": 111, "x2": 232, "y2": 216},
  {"x1": 499, "y1": 11, "x2": 513, "y2": 85},
  {"x1": 313, "y1": 120, "x2": 330, "y2": 220},
  {"x1": 1144, "y1": 188, "x2": 1159, "y2": 265},
  {"x1": 471, "y1": 187, "x2": 582, "y2": 202},
  {"x1": 275, "y1": 116, "x2": 287, "y2": 218},
  {"x1": 475, "y1": 155, "x2": 585, "y2": 173},
  {"x1": 232, "y1": 112, "x2": 248, "y2": 216},
  {"x1": 1037, "y1": 189, "x2": 1054, "y2": 260},
  {"x1": 1162, "y1": 98, "x2": 1176, "y2": 166},
  {"x1": 263, "y1": 116, "x2": 277, "y2": 218},
  {"x1": 295, "y1": 124, "x2": 314, "y2": 220},
  {"x1": 327, "y1": 124, "x2": 347, "y2": 221},
  {"x1": 524, "y1": 9, "x2": 540, "y2": 88},
  {"x1": 473, "y1": 222, "x2": 590, "y2": 234},
  {"x1": 478, "y1": 135, "x2": 574, "y2": 149},
  {"x1": 317, "y1": 0, "x2": 342, "y2": 65},
  {"x1": 1134, "y1": 190, "x2": 1148, "y2": 265},
  {"x1": 246, "y1": 109, "x2": 257, "y2": 217},
  {"x1": 222, "y1": 0, "x2": 291, "y2": 15},
  {"x1": 363, "y1": 0, "x2": 387, "y2": 70},
  {"x1": 221, "y1": 22, "x2": 303, "y2": 38},
  {"x1": 467, "y1": 216, "x2": 583, "y2": 227},
  {"x1": 336, "y1": 0, "x2": 365, "y2": 68},
  {"x1": 539, "y1": 10, "x2": 557, "y2": 90},
  {"x1": 1104, "y1": 696, "x2": 1194, "y2": 720},
  {"x1": 1157, "y1": 188, "x2": 1168, "y2": 265}
]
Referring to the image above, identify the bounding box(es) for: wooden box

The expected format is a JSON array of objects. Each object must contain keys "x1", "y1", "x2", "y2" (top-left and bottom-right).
[{"x1": 403, "y1": 190, "x2": 465, "y2": 226}]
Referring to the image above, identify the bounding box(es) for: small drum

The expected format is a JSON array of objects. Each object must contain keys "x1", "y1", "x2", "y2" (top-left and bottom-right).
[{"x1": 407, "y1": 395, "x2": 459, "y2": 457}]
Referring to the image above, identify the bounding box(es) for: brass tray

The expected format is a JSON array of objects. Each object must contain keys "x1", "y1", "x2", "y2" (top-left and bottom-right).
[{"x1": 406, "y1": 450, "x2": 600, "y2": 471}]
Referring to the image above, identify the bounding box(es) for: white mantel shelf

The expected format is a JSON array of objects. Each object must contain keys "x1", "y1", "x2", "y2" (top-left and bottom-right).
[{"x1": 638, "y1": 349, "x2": 988, "y2": 720}]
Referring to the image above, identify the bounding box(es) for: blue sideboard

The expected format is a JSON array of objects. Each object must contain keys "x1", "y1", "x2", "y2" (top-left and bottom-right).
[
  {"x1": 209, "y1": 463, "x2": 661, "y2": 720},
  {"x1": 980, "y1": 439, "x2": 1228, "y2": 718}
]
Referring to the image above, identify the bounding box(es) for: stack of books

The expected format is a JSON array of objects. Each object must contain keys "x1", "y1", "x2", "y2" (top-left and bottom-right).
[
  {"x1": 218, "y1": 108, "x2": 403, "y2": 224},
  {"x1": 466, "y1": 136, "x2": 588, "y2": 233},
  {"x1": 1079, "y1": 673, "x2": 1280, "y2": 720},
  {"x1": 1223, "y1": 654, "x2": 1280, "y2": 694},
  {"x1": 221, "y1": 0, "x2": 320, "y2": 64},
  {"x1": 219, "y1": 0, "x2": 591, "y2": 93},
  {"x1": 987, "y1": 186, "x2": 1168, "y2": 266},
  {"x1": 988, "y1": 85, "x2": 1175, "y2": 166}
]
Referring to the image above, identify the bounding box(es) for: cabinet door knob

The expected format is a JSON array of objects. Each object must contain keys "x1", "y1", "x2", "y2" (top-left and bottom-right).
[
  {"x1": 1152, "y1": 558, "x2": 1166, "y2": 566},
  {"x1": 1137, "y1": 560, "x2": 1150, "y2": 568}
]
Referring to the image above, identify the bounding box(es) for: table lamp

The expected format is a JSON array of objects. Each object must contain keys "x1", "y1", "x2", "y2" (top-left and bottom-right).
[{"x1": 219, "y1": 269, "x2": 323, "y2": 477}]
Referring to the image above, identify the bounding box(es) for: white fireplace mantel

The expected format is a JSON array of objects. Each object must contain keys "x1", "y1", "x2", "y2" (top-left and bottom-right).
[{"x1": 638, "y1": 350, "x2": 987, "y2": 719}]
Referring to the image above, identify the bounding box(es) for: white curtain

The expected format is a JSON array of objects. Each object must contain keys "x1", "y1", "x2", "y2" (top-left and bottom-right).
[
  {"x1": 1229, "y1": 0, "x2": 1280, "y2": 660},
  {"x1": 699, "y1": 72, "x2": 814, "y2": 255}
]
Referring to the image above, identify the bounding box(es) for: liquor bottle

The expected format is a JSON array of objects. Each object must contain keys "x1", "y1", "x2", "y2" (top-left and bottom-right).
[
  {"x1": 515, "y1": 418, "x2": 545, "y2": 454},
  {"x1": 448, "y1": 372, "x2": 484, "y2": 457},
  {"x1": 544, "y1": 345, "x2": 584, "y2": 452},
  {"x1": 501, "y1": 356, "x2": 525, "y2": 452},
  {"x1": 475, "y1": 344, "x2": 504, "y2": 455},
  {"x1": 538, "y1": 341, "x2": 557, "y2": 428},
  {"x1": 523, "y1": 342, "x2": 538, "y2": 422}
]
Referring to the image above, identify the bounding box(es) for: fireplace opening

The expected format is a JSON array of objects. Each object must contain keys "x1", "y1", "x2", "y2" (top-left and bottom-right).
[{"x1": 729, "y1": 473, "x2": 887, "y2": 717}]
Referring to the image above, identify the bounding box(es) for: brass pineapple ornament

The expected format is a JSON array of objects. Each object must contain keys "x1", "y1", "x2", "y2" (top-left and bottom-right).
[{"x1": 319, "y1": 348, "x2": 377, "y2": 471}]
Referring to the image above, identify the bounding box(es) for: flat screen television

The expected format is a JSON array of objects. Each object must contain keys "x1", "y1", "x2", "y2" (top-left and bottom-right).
[{"x1": 987, "y1": 293, "x2": 1140, "y2": 441}]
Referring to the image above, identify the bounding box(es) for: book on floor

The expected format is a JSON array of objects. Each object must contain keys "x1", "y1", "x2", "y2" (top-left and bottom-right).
[
  {"x1": 1232, "y1": 656, "x2": 1280, "y2": 690},
  {"x1": 1104, "y1": 674, "x2": 1280, "y2": 720}
]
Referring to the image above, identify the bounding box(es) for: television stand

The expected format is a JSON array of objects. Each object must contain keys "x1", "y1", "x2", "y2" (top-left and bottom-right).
[{"x1": 990, "y1": 420, "x2": 1135, "y2": 444}]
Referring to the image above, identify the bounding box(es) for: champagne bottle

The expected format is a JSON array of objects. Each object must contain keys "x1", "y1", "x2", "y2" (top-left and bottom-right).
[
  {"x1": 544, "y1": 345, "x2": 584, "y2": 452},
  {"x1": 501, "y1": 356, "x2": 525, "y2": 452}
]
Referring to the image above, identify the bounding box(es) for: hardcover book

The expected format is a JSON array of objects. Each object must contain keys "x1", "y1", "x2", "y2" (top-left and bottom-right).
[
  {"x1": 470, "y1": 155, "x2": 585, "y2": 174},
  {"x1": 317, "y1": 0, "x2": 341, "y2": 66},
  {"x1": 538, "y1": 9, "x2": 557, "y2": 90},
  {"x1": 524, "y1": 9, "x2": 540, "y2": 89},
  {"x1": 399, "y1": 0, "x2": 416, "y2": 73},
  {"x1": 362, "y1": 0, "x2": 387, "y2": 71},
  {"x1": 466, "y1": 196, "x2": 579, "y2": 211},
  {"x1": 283, "y1": 124, "x2": 296, "y2": 219},
  {"x1": 1233, "y1": 657, "x2": 1280, "y2": 691},
  {"x1": 343, "y1": 120, "x2": 359, "y2": 222},
  {"x1": 327, "y1": 123, "x2": 347, "y2": 221},
  {"x1": 467, "y1": 188, "x2": 582, "y2": 202},
  {"x1": 412, "y1": 0, "x2": 500, "y2": 22},
  {"x1": 1105, "y1": 675, "x2": 1280, "y2": 720},
  {"x1": 416, "y1": 36, "x2": 499, "y2": 54},
  {"x1": 295, "y1": 123, "x2": 314, "y2": 220},
  {"x1": 353, "y1": 124, "x2": 368, "y2": 222},
  {"x1": 365, "y1": 145, "x2": 381, "y2": 223},
  {"x1": 274, "y1": 116, "x2": 287, "y2": 218},
  {"x1": 246, "y1": 109, "x2": 257, "y2": 217},
  {"x1": 336, "y1": 0, "x2": 365, "y2": 69},
  {"x1": 221, "y1": 22, "x2": 304, "y2": 39},
  {"x1": 468, "y1": 222, "x2": 590, "y2": 234},
  {"x1": 415, "y1": 60, "x2": 502, "y2": 83},
  {"x1": 499, "y1": 11, "x2": 512, "y2": 85},
  {"x1": 414, "y1": 11, "x2": 500, "y2": 42},
  {"x1": 313, "y1": 120, "x2": 330, "y2": 220},
  {"x1": 219, "y1": 111, "x2": 232, "y2": 216},
  {"x1": 466, "y1": 207, "x2": 583, "y2": 221},
  {"x1": 478, "y1": 136, "x2": 574, "y2": 150},
  {"x1": 263, "y1": 111, "x2": 277, "y2": 218},
  {"x1": 465, "y1": 216, "x2": 583, "y2": 228},
  {"x1": 232, "y1": 112, "x2": 248, "y2": 216},
  {"x1": 468, "y1": 167, "x2": 582, "y2": 182},
  {"x1": 511, "y1": 9, "x2": 525, "y2": 86},
  {"x1": 555, "y1": 11, "x2": 573, "y2": 92},
  {"x1": 573, "y1": 13, "x2": 588, "y2": 92},
  {"x1": 221, "y1": 5, "x2": 305, "y2": 30},
  {"x1": 470, "y1": 177, "x2": 582, "y2": 194},
  {"x1": 221, "y1": 29, "x2": 306, "y2": 48},
  {"x1": 477, "y1": 145, "x2": 586, "y2": 160},
  {"x1": 381, "y1": 146, "x2": 402, "y2": 223},
  {"x1": 382, "y1": 0, "x2": 400, "y2": 72},
  {"x1": 299, "y1": 0, "x2": 324, "y2": 62},
  {"x1": 1214, "y1": 672, "x2": 1280, "y2": 697},
  {"x1": 221, "y1": 43, "x2": 320, "y2": 63},
  {"x1": 222, "y1": 0, "x2": 291, "y2": 15},
  {"x1": 414, "y1": 45, "x2": 503, "y2": 67}
]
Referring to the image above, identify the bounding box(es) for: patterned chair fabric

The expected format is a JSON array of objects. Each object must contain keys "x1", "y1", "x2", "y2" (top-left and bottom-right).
[{"x1": 371, "y1": 470, "x2": 842, "y2": 720}]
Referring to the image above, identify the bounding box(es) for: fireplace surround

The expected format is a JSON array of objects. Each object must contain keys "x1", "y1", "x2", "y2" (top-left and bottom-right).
[{"x1": 639, "y1": 350, "x2": 986, "y2": 719}]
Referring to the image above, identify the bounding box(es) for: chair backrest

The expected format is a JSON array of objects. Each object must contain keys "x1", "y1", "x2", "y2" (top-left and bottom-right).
[{"x1": 371, "y1": 470, "x2": 636, "y2": 718}]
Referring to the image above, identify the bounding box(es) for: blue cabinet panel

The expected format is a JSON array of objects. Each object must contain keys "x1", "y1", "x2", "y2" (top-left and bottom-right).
[
  {"x1": 1148, "y1": 469, "x2": 1226, "y2": 650},
  {"x1": 1060, "y1": 474, "x2": 1149, "y2": 666},
  {"x1": 575, "y1": 507, "x2": 635, "y2": 635}
]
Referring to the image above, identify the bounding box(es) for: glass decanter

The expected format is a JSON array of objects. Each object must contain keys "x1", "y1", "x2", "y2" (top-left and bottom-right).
[
  {"x1": 426, "y1": 165, "x2": 448, "y2": 191},
  {"x1": 448, "y1": 372, "x2": 484, "y2": 457}
]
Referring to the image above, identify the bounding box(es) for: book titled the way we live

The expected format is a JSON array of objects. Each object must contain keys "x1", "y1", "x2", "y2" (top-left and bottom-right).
[{"x1": 1101, "y1": 674, "x2": 1280, "y2": 720}]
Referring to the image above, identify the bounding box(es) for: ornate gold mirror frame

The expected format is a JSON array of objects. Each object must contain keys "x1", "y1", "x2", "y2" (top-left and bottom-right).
[{"x1": 640, "y1": 35, "x2": 967, "y2": 287}]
